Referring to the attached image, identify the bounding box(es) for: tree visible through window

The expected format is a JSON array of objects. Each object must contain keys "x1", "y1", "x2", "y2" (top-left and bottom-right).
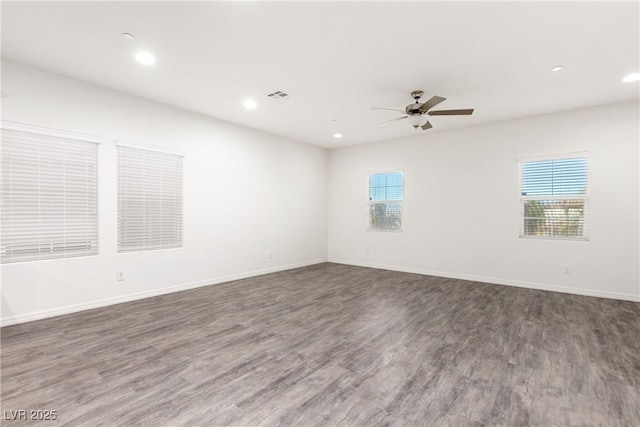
[
  {"x1": 520, "y1": 156, "x2": 588, "y2": 239},
  {"x1": 368, "y1": 171, "x2": 403, "y2": 231}
]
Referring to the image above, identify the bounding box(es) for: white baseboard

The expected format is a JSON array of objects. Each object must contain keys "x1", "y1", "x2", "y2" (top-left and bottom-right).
[
  {"x1": 328, "y1": 258, "x2": 640, "y2": 303},
  {"x1": 1, "y1": 259, "x2": 327, "y2": 327},
  {"x1": 4, "y1": 257, "x2": 636, "y2": 327}
]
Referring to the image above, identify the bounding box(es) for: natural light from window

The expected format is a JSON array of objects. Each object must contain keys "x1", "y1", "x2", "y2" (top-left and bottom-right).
[
  {"x1": 368, "y1": 171, "x2": 403, "y2": 232},
  {"x1": 520, "y1": 156, "x2": 588, "y2": 239}
]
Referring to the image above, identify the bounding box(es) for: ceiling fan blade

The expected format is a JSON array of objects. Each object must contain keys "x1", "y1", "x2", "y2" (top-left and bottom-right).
[
  {"x1": 371, "y1": 107, "x2": 405, "y2": 113},
  {"x1": 421, "y1": 121, "x2": 433, "y2": 130},
  {"x1": 428, "y1": 109, "x2": 474, "y2": 116},
  {"x1": 419, "y1": 95, "x2": 447, "y2": 112},
  {"x1": 375, "y1": 116, "x2": 408, "y2": 127}
]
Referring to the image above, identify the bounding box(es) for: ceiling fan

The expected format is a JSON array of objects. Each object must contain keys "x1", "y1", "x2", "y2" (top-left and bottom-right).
[{"x1": 372, "y1": 90, "x2": 474, "y2": 130}]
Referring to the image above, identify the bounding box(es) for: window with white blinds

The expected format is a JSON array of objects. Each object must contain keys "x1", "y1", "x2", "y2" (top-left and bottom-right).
[
  {"x1": 117, "y1": 143, "x2": 183, "y2": 252},
  {"x1": 520, "y1": 154, "x2": 588, "y2": 239},
  {"x1": 368, "y1": 171, "x2": 403, "y2": 231},
  {"x1": 0, "y1": 125, "x2": 99, "y2": 263}
]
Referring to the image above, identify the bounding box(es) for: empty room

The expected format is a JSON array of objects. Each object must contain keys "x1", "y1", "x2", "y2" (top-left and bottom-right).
[{"x1": 1, "y1": 1, "x2": 639, "y2": 426}]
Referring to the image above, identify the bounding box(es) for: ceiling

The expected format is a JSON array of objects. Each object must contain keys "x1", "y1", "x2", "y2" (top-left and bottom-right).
[{"x1": 1, "y1": 1, "x2": 638, "y2": 148}]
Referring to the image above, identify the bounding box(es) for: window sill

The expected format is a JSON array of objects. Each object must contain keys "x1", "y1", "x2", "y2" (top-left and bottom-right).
[{"x1": 519, "y1": 235, "x2": 589, "y2": 242}]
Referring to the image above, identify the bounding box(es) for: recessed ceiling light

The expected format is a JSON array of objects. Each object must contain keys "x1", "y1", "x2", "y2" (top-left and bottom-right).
[
  {"x1": 333, "y1": 133, "x2": 343, "y2": 139},
  {"x1": 551, "y1": 66, "x2": 563, "y2": 72},
  {"x1": 122, "y1": 32, "x2": 135, "y2": 41},
  {"x1": 243, "y1": 99, "x2": 257, "y2": 109},
  {"x1": 622, "y1": 72, "x2": 640, "y2": 83},
  {"x1": 135, "y1": 51, "x2": 156, "y2": 65}
]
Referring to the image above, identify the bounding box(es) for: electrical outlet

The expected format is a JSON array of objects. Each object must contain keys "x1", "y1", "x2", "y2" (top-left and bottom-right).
[
  {"x1": 563, "y1": 265, "x2": 572, "y2": 275},
  {"x1": 117, "y1": 271, "x2": 125, "y2": 281},
  {"x1": 365, "y1": 248, "x2": 371, "y2": 255},
  {"x1": 268, "y1": 252, "x2": 273, "y2": 260}
]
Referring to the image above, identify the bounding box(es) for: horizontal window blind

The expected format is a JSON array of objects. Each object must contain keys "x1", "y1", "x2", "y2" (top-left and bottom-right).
[
  {"x1": 369, "y1": 171, "x2": 403, "y2": 231},
  {"x1": 117, "y1": 144, "x2": 183, "y2": 252},
  {"x1": 1, "y1": 127, "x2": 99, "y2": 263},
  {"x1": 520, "y1": 156, "x2": 588, "y2": 239},
  {"x1": 521, "y1": 157, "x2": 588, "y2": 197}
]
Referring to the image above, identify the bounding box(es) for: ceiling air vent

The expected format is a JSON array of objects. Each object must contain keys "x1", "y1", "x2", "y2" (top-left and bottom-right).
[{"x1": 266, "y1": 90, "x2": 292, "y2": 100}]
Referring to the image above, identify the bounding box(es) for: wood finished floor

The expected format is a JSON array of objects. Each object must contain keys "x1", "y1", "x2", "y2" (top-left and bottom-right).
[{"x1": 1, "y1": 263, "x2": 639, "y2": 427}]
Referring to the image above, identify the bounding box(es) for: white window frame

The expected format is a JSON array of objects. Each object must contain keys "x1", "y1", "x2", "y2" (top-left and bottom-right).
[
  {"x1": 0, "y1": 121, "x2": 100, "y2": 263},
  {"x1": 366, "y1": 169, "x2": 404, "y2": 233},
  {"x1": 519, "y1": 152, "x2": 589, "y2": 241},
  {"x1": 116, "y1": 140, "x2": 184, "y2": 253}
]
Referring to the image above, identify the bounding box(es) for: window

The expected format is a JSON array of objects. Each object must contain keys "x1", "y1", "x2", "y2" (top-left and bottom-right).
[
  {"x1": 0, "y1": 124, "x2": 99, "y2": 263},
  {"x1": 117, "y1": 142, "x2": 183, "y2": 252},
  {"x1": 520, "y1": 154, "x2": 588, "y2": 239},
  {"x1": 368, "y1": 171, "x2": 403, "y2": 231}
]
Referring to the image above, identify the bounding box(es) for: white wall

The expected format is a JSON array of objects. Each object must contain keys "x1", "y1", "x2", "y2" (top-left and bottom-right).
[
  {"x1": 328, "y1": 101, "x2": 640, "y2": 301},
  {"x1": 0, "y1": 61, "x2": 328, "y2": 325},
  {"x1": 2, "y1": 62, "x2": 637, "y2": 327}
]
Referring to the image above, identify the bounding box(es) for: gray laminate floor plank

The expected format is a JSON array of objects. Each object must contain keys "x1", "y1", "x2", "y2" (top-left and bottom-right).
[{"x1": 1, "y1": 263, "x2": 639, "y2": 426}]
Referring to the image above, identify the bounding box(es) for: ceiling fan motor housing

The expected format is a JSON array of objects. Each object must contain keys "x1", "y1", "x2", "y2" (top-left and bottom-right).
[
  {"x1": 406, "y1": 105, "x2": 424, "y2": 114},
  {"x1": 407, "y1": 90, "x2": 426, "y2": 114}
]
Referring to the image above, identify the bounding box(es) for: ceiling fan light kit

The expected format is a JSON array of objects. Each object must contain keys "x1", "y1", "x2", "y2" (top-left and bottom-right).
[{"x1": 373, "y1": 90, "x2": 474, "y2": 131}]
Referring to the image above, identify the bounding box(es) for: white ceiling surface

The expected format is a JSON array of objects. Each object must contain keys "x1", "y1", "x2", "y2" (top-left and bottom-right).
[{"x1": 1, "y1": 1, "x2": 638, "y2": 148}]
